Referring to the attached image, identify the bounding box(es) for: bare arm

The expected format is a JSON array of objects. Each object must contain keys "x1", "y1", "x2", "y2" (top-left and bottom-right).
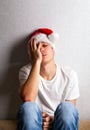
[
  {"x1": 20, "y1": 39, "x2": 42, "y2": 102},
  {"x1": 65, "y1": 99, "x2": 77, "y2": 106}
]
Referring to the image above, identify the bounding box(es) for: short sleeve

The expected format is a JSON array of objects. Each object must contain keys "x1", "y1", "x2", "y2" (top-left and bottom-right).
[
  {"x1": 19, "y1": 65, "x2": 31, "y2": 87},
  {"x1": 65, "y1": 70, "x2": 80, "y2": 100}
]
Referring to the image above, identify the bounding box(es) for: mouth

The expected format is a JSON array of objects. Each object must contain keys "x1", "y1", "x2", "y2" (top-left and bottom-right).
[{"x1": 42, "y1": 54, "x2": 47, "y2": 57}]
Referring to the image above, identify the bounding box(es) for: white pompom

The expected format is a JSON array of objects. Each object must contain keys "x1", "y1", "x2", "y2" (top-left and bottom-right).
[{"x1": 48, "y1": 32, "x2": 59, "y2": 42}]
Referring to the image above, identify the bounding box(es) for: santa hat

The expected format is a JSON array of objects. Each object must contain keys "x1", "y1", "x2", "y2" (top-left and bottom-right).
[{"x1": 29, "y1": 28, "x2": 59, "y2": 49}]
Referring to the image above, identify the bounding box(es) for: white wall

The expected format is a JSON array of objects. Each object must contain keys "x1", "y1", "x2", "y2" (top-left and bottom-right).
[{"x1": 0, "y1": 0, "x2": 90, "y2": 119}]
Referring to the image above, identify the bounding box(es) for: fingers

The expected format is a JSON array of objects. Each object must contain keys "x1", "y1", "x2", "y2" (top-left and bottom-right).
[
  {"x1": 43, "y1": 120, "x2": 52, "y2": 128},
  {"x1": 28, "y1": 39, "x2": 33, "y2": 54},
  {"x1": 27, "y1": 39, "x2": 36, "y2": 61},
  {"x1": 30, "y1": 39, "x2": 37, "y2": 51},
  {"x1": 43, "y1": 116, "x2": 53, "y2": 123},
  {"x1": 28, "y1": 38, "x2": 42, "y2": 63},
  {"x1": 33, "y1": 39, "x2": 37, "y2": 50},
  {"x1": 38, "y1": 42, "x2": 42, "y2": 50},
  {"x1": 28, "y1": 38, "x2": 41, "y2": 52},
  {"x1": 42, "y1": 112, "x2": 54, "y2": 129},
  {"x1": 42, "y1": 112, "x2": 48, "y2": 117}
]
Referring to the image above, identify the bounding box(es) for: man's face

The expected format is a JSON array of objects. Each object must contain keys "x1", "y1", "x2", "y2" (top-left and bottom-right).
[{"x1": 39, "y1": 42, "x2": 55, "y2": 64}]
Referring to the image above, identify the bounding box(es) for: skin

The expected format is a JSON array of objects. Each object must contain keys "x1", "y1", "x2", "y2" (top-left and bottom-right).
[{"x1": 20, "y1": 38, "x2": 77, "y2": 130}]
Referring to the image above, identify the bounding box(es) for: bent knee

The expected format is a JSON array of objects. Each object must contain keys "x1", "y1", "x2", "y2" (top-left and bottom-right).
[
  {"x1": 17, "y1": 102, "x2": 42, "y2": 128},
  {"x1": 55, "y1": 102, "x2": 79, "y2": 122},
  {"x1": 56, "y1": 102, "x2": 78, "y2": 113},
  {"x1": 19, "y1": 101, "x2": 41, "y2": 116}
]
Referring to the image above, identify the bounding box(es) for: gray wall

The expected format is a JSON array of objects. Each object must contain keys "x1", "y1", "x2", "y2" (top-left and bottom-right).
[{"x1": 0, "y1": 0, "x2": 90, "y2": 119}]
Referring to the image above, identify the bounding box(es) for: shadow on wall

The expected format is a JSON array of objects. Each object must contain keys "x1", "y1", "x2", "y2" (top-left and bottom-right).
[{"x1": 0, "y1": 36, "x2": 30, "y2": 119}]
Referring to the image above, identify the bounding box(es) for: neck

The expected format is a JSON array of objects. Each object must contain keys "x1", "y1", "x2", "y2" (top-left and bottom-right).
[{"x1": 40, "y1": 61, "x2": 56, "y2": 80}]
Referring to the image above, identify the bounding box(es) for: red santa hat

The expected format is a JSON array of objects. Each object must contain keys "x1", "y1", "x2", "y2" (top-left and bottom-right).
[{"x1": 29, "y1": 28, "x2": 59, "y2": 49}]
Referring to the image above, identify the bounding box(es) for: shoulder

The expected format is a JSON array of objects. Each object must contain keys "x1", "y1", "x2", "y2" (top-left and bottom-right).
[
  {"x1": 20, "y1": 63, "x2": 32, "y2": 71},
  {"x1": 57, "y1": 64, "x2": 78, "y2": 79},
  {"x1": 19, "y1": 63, "x2": 32, "y2": 76},
  {"x1": 19, "y1": 63, "x2": 32, "y2": 86}
]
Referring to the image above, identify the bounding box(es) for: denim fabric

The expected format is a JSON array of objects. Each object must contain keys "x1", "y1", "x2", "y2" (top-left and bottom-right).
[
  {"x1": 53, "y1": 102, "x2": 79, "y2": 130},
  {"x1": 17, "y1": 101, "x2": 79, "y2": 130}
]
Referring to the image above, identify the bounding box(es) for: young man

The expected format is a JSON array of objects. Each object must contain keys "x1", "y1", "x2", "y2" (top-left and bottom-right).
[{"x1": 17, "y1": 28, "x2": 80, "y2": 130}]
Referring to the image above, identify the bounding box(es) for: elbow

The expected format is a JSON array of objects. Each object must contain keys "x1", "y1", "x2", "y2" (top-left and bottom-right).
[
  {"x1": 20, "y1": 92, "x2": 36, "y2": 102},
  {"x1": 22, "y1": 97, "x2": 35, "y2": 102}
]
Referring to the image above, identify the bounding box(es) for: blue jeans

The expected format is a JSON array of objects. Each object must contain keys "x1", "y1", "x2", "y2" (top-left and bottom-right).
[{"x1": 17, "y1": 102, "x2": 79, "y2": 130}]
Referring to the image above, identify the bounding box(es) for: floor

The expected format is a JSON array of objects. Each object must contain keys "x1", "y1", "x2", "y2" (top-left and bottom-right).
[{"x1": 0, "y1": 120, "x2": 90, "y2": 130}]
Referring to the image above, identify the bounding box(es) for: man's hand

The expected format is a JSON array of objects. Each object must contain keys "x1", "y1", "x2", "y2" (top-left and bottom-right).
[
  {"x1": 42, "y1": 112, "x2": 54, "y2": 130},
  {"x1": 28, "y1": 38, "x2": 42, "y2": 64}
]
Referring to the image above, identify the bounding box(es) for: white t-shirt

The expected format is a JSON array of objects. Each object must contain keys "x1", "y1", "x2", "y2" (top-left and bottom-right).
[{"x1": 19, "y1": 64, "x2": 80, "y2": 116}]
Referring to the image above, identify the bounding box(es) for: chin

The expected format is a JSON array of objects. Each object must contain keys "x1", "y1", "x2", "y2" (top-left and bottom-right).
[
  {"x1": 41, "y1": 59, "x2": 52, "y2": 65},
  {"x1": 41, "y1": 60, "x2": 48, "y2": 64}
]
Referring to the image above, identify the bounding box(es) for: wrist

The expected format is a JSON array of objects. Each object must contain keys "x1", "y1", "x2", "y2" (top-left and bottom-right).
[{"x1": 32, "y1": 59, "x2": 41, "y2": 66}]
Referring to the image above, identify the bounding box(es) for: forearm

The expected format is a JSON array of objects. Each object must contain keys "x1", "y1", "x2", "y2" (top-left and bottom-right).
[{"x1": 20, "y1": 60, "x2": 41, "y2": 102}]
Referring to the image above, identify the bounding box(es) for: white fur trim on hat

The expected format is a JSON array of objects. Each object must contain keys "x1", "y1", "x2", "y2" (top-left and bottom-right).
[
  {"x1": 31, "y1": 32, "x2": 59, "y2": 49},
  {"x1": 48, "y1": 32, "x2": 59, "y2": 43}
]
